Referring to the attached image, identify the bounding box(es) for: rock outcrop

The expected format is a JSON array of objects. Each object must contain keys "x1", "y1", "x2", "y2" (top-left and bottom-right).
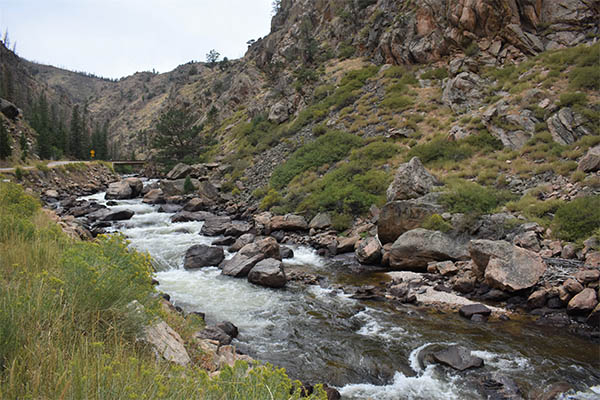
[
  {"x1": 386, "y1": 157, "x2": 440, "y2": 202},
  {"x1": 378, "y1": 195, "x2": 443, "y2": 244}
]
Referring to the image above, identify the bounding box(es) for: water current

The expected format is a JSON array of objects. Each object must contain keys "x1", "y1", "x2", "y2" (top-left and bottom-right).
[{"x1": 81, "y1": 188, "x2": 600, "y2": 400}]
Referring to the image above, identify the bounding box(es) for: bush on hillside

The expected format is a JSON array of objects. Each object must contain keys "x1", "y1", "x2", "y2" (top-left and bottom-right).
[
  {"x1": 440, "y1": 180, "x2": 516, "y2": 215},
  {"x1": 553, "y1": 196, "x2": 600, "y2": 242}
]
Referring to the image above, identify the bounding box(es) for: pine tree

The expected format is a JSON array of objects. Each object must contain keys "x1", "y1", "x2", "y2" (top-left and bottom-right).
[
  {"x1": 33, "y1": 93, "x2": 52, "y2": 159},
  {"x1": 151, "y1": 106, "x2": 201, "y2": 167},
  {"x1": 0, "y1": 122, "x2": 11, "y2": 159},
  {"x1": 69, "y1": 105, "x2": 82, "y2": 158}
]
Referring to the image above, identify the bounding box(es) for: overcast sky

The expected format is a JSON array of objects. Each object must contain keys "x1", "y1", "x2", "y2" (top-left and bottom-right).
[{"x1": 0, "y1": 0, "x2": 273, "y2": 79}]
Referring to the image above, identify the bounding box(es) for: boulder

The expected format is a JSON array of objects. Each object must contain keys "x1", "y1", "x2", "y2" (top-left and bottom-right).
[
  {"x1": 0, "y1": 98, "x2": 20, "y2": 120},
  {"x1": 183, "y1": 197, "x2": 211, "y2": 211},
  {"x1": 388, "y1": 229, "x2": 469, "y2": 271},
  {"x1": 309, "y1": 212, "x2": 332, "y2": 230},
  {"x1": 377, "y1": 196, "x2": 443, "y2": 244},
  {"x1": 432, "y1": 345, "x2": 484, "y2": 371},
  {"x1": 280, "y1": 246, "x2": 294, "y2": 259},
  {"x1": 547, "y1": 108, "x2": 591, "y2": 145},
  {"x1": 268, "y1": 100, "x2": 291, "y2": 124},
  {"x1": 212, "y1": 236, "x2": 236, "y2": 246},
  {"x1": 200, "y1": 216, "x2": 232, "y2": 236},
  {"x1": 142, "y1": 189, "x2": 166, "y2": 204},
  {"x1": 459, "y1": 304, "x2": 492, "y2": 319},
  {"x1": 220, "y1": 254, "x2": 264, "y2": 278},
  {"x1": 124, "y1": 177, "x2": 143, "y2": 197},
  {"x1": 248, "y1": 258, "x2": 287, "y2": 288},
  {"x1": 143, "y1": 320, "x2": 191, "y2": 366},
  {"x1": 160, "y1": 178, "x2": 200, "y2": 196},
  {"x1": 239, "y1": 237, "x2": 280, "y2": 260},
  {"x1": 44, "y1": 189, "x2": 59, "y2": 199},
  {"x1": 225, "y1": 221, "x2": 252, "y2": 237},
  {"x1": 512, "y1": 231, "x2": 540, "y2": 252},
  {"x1": 574, "y1": 269, "x2": 600, "y2": 285},
  {"x1": 563, "y1": 278, "x2": 584, "y2": 295},
  {"x1": 578, "y1": 144, "x2": 600, "y2": 172},
  {"x1": 166, "y1": 163, "x2": 193, "y2": 180},
  {"x1": 337, "y1": 236, "x2": 359, "y2": 253},
  {"x1": 469, "y1": 240, "x2": 546, "y2": 292},
  {"x1": 527, "y1": 289, "x2": 548, "y2": 309},
  {"x1": 105, "y1": 181, "x2": 132, "y2": 200},
  {"x1": 441, "y1": 72, "x2": 487, "y2": 114},
  {"x1": 183, "y1": 244, "x2": 225, "y2": 269},
  {"x1": 228, "y1": 233, "x2": 256, "y2": 252},
  {"x1": 171, "y1": 211, "x2": 215, "y2": 223},
  {"x1": 216, "y1": 321, "x2": 239, "y2": 339},
  {"x1": 386, "y1": 157, "x2": 440, "y2": 201},
  {"x1": 270, "y1": 214, "x2": 308, "y2": 231},
  {"x1": 355, "y1": 237, "x2": 382, "y2": 265},
  {"x1": 567, "y1": 288, "x2": 598, "y2": 315},
  {"x1": 195, "y1": 326, "x2": 233, "y2": 345},
  {"x1": 100, "y1": 209, "x2": 134, "y2": 221}
]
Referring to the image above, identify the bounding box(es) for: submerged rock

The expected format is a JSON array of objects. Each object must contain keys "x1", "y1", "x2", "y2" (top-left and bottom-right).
[{"x1": 432, "y1": 345, "x2": 484, "y2": 371}]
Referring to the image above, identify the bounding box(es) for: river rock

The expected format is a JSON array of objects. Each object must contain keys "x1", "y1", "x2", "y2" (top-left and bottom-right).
[
  {"x1": 355, "y1": 237, "x2": 382, "y2": 265},
  {"x1": 270, "y1": 214, "x2": 308, "y2": 231},
  {"x1": 98, "y1": 209, "x2": 134, "y2": 221},
  {"x1": 183, "y1": 244, "x2": 225, "y2": 269},
  {"x1": 567, "y1": 288, "x2": 598, "y2": 315},
  {"x1": 160, "y1": 178, "x2": 200, "y2": 196},
  {"x1": 309, "y1": 212, "x2": 331, "y2": 230},
  {"x1": 377, "y1": 196, "x2": 443, "y2": 244},
  {"x1": 171, "y1": 210, "x2": 215, "y2": 223},
  {"x1": 459, "y1": 304, "x2": 492, "y2": 319},
  {"x1": 386, "y1": 157, "x2": 440, "y2": 201},
  {"x1": 105, "y1": 178, "x2": 143, "y2": 200},
  {"x1": 512, "y1": 230, "x2": 540, "y2": 252},
  {"x1": 200, "y1": 216, "x2": 232, "y2": 236},
  {"x1": 578, "y1": 144, "x2": 600, "y2": 172},
  {"x1": 248, "y1": 258, "x2": 287, "y2": 288},
  {"x1": 216, "y1": 321, "x2": 239, "y2": 339},
  {"x1": 183, "y1": 197, "x2": 211, "y2": 211},
  {"x1": 143, "y1": 320, "x2": 191, "y2": 366},
  {"x1": 337, "y1": 236, "x2": 359, "y2": 253},
  {"x1": 563, "y1": 278, "x2": 583, "y2": 294},
  {"x1": 239, "y1": 237, "x2": 281, "y2": 260},
  {"x1": 388, "y1": 229, "x2": 469, "y2": 271},
  {"x1": 432, "y1": 345, "x2": 484, "y2": 371},
  {"x1": 469, "y1": 240, "x2": 546, "y2": 292},
  {"x1": 195, "y1": 325, "x2": 233, "y2": 345},
  {"x1": 228, "y1": 233, "x2": 256, "y2": 252},
  {"x1": 212, "y1": 236, "x2": 236, "y2": 246},
  {"x1": 481, "y1": 374, "x2": 523, "y2": 400},
  {"x1": 225, "y1": 221, "x2": 252, "y2": 237},
  {"x1": 527, "y1": 289, "x2": 548, "y2": 309},
  {"x1": 280, "y1": 246, "x2": 294, "y2": 259},
  {"x1": 166, "y1": 163, "x2": 193, "y2": 180},
  {"x1": 143, "y1": 188, "x2": 166, "y2": 204},
  {"x1": 220, "y1": 254, "x2": 264, "y2": 278},
  {"x1": 574, "y1": 269, "x2": 600, "y2": 285}
]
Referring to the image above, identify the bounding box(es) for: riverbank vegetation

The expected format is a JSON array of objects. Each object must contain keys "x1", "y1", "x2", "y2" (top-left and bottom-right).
[{"x1": 0, "y1": 182, "x2": 325, "y2": 399}]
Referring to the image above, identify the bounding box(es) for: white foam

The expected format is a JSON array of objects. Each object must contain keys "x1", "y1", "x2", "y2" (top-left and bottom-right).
[
  {"x1": 284, "y1": 245, "x2": 326, "y2": 267},
  {"x1": 338, "y1": 366, "x2": 465, "y2": 400},
  {"x1": 354, "y1": 308, "x2": 408, "y2": 342},
  {"x1": 557, "y1": 386, "x2": 600, "y2": 400},
  {"x1": 470, "y1": 350, "x2": 530, "y2": 371}
]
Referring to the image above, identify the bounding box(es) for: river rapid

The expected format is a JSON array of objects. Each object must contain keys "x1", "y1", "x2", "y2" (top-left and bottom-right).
[{"x1": 81, "y1": 188, "x2": 600, "y2": 400}]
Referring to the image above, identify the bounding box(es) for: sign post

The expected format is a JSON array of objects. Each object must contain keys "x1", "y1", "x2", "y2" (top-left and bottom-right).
[{"x1": 90, "y1": 149, "x2": 95, "y2": 159}]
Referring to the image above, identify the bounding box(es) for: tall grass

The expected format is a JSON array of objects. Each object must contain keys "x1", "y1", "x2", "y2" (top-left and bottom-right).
[{"x1": 0, "y1": 182, "x2": 325, "y2": 399}]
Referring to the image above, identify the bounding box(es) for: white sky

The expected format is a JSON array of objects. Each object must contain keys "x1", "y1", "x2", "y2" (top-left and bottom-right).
[{"x1": 0, "y1": 0, "x2": 273, "y2": 79}]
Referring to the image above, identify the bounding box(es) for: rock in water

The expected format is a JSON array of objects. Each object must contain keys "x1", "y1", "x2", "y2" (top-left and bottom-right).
[
  {"x1": 183, "y1": 244, "x2": 225, "y2": 269},
  {"x1": 567, "y1": 288, "x2": 598, "y2": 315},
  {"x1": 247, "y1": 258, "x2": 287, "y2": 288},
  {"x1": 459, "y1": 304, "x2": 492, "y2": 319},
  {"x1": 355, "y1": 237, "x2": 382, "y2": 265},
  {"x1": 386, "y1": 157, "x2": 440, "y2": 201},
  {"x1": 432, "y1": 345, "x2": 484, "y2": 371},
  {"x1": 221, "y1": 254, "x2": 264, "y2": 278},
  {"x1": 388, "y1": 229, "x2": 469, "y2": 270},
  {"x1": 469, "y1": 240, "x2": 546, "y2": 292}
]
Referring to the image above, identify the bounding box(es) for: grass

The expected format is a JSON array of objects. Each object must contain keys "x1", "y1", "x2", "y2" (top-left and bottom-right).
[
  {"x1": 439, "y1": 179, "x2": 516, "y2": 216},
  {"x1": 0, "y1": 182, "x2": 326, "y2": 400}
]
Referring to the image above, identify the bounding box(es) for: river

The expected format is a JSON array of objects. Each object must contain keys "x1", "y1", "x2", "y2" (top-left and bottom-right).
[{"x1": 81, "y1": 188, "x2": 600, "y2": 400}]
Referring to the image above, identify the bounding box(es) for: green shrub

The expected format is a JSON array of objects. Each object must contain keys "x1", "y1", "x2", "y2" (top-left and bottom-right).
[
  {"x1": 312, "y1": 124, "x2": 327, "y2": 136},
  {"x1": 420, "y1": 67, "x2": 448, "y2": 80},
  {"x1": 338, "y1": 43, "x2": 355, "y2": 59},
  {"x1": 271, "y1": 131, "x2": 363, "y2": 188},
  {"x1": 14, "y1": 167, "x2": 24, "y2": 180},
  {"x1": 260, "y1": 188, "x2": 283, "y2": 210},
  {"x1": 559, "y1": 92, "x2": 587, "y2": 108},
  {"x1": 331, "y1": 213, "x2": 353, "y2": 231},
  {"x1": 421, "y1": 214, "x2": 452, "y2": 233},
  {"x1": 440, "y1": 180, "x2": 516, "y2": 215},
  {"x1": 553, "y1": 196, "x2": 600, "y2": 242},
  {"x1": 381, "y1": 94, "x2": 414, "y2": 110},
  {"x1": 464, "y1": 42, "x2": 479, "y2": 57},
  {"x1": 570, "y1": 66, "x2": 600, "y2": 90},
  {"x1": 183, "y1": 175, "x2": 195, "y2": 194}
]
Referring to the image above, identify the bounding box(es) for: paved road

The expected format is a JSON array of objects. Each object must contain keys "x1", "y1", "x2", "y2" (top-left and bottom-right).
[{"x1": 0, "y1": 160, "x2": 91, "y2": 173}]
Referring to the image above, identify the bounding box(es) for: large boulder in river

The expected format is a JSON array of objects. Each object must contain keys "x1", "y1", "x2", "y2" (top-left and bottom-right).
[
  {"x1": 270, "y1": 214, "x2": 308, "y2": 231},
  {"x1": 200, "y1": 216, "x2": 232, "y2": 236},
  {"x1": 469, "y1": 240, "x2": 546, "y2": 292},
  {"x1": 386, "y1": 157, "x2": 440, "y2": 202},
  {"x1": 432, "y1": 345, "x2": 484, "y2": 371},
  {"x1": 355, "y1": 237, "x2": 382, "y2": 265},
  {"x1": 377, "y1": 195, "x2": 443, "y2": 244},
  {"x1": 248, "y1": 258, "x2": 287, "y2": 288},
  {"x1": 184, "y1": 244, "x2": 225, "y2": 269},
  {"x1": 105, "y1": 177, "x2": 143, "y2": 199},
  {"x1": 388, "y1": 229, "x2": 469, "y2": 271},
  {"x1": 239, "y1": 237, "x2": 281, "y2": 260},
  {"x1": 143, "y1": 189, "x2": 166, "y2": 204},
  {"x1": 221, "y1": 254, "x2": 264, "y2": 278},
  {"x1": 228, "y1": 233, "x2": 256, "y2": 252}
]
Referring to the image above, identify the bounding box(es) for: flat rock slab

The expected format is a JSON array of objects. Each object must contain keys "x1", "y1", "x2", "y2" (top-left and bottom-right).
[
  {"x1": 432, "y1": 345, "x2": 484, "y2": 371},
  {"x1": 459, "y1": 304, "x2": 492, "y2": 319}
]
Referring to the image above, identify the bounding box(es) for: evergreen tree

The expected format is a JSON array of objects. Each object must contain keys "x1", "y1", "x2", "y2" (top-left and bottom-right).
[
  {"x1": 19, "y1": 132, "x2": 28, "y2": 161},
  {"x1": 0, "y1": 122, "x2": 11, "y2": 159},
  {"x1": 33, "y1": 93, "x2": 52, "y2": 159},
  {"x1": 3, "y1": 68, "x2": 14, "y2": 103},
  {"x1": 81, "y1": 104, "x2": 90, "y2": 159},
  {"x1": 69, "y1": 105, "x2": 82, "y2": 158},
  {"x1": 151, "y1": 106, "x2": 201, "y2": 166}
]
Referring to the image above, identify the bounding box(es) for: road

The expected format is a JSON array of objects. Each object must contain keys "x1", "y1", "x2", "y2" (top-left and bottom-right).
[{"x1": 0, "y1": 160, "x2": 91, "y2": 173}]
